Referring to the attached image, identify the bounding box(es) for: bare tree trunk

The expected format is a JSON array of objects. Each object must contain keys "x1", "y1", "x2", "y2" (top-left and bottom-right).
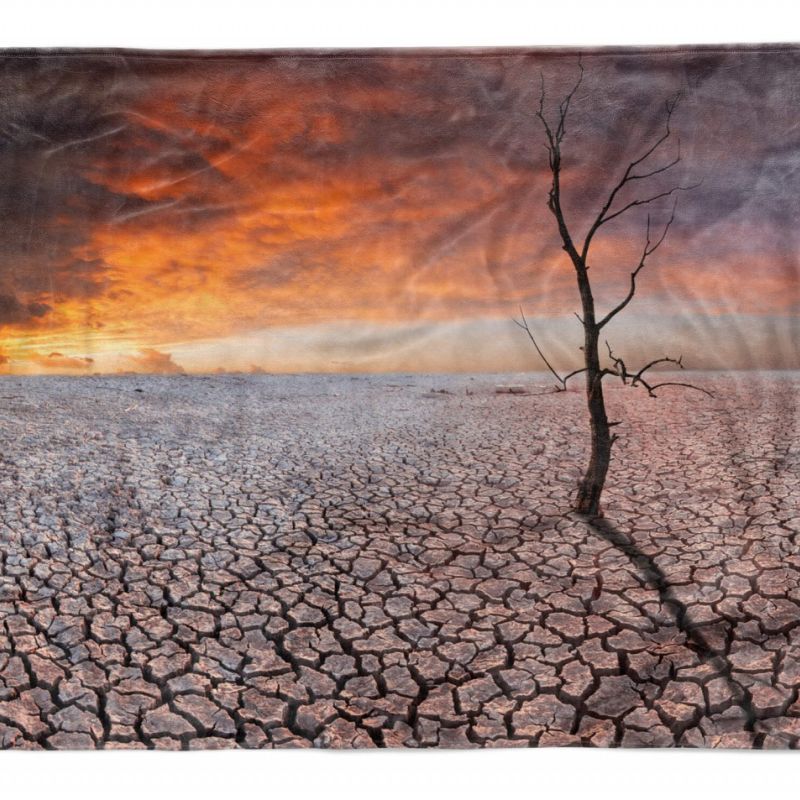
[
  {"x1": 575, "y1": 325, "x2": 612, "y2": 515},
  {"x1": 572, "y1": 262, "x2": 612, "y2": 516}
]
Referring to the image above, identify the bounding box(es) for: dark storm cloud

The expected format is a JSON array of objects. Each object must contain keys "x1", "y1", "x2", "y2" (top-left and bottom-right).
[
  {"x1": 0, "y1": 52, "x2": 234, "y2": 304},
  {"x1": 0, "y1": 291, "x2": 50, "y2": 324}
]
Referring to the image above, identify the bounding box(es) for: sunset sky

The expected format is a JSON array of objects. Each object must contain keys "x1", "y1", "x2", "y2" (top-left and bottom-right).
[{"x1": 0, "y1": 46, "x2": 798, "y2": 374}]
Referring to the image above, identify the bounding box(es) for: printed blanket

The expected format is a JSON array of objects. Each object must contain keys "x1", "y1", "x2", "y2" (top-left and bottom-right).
[{"x1": 0, "y1": 45, "x2": 798, "y2": 749}]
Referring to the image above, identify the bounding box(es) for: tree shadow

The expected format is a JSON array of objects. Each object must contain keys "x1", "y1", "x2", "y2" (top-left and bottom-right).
[{"x1": 576, "y1": 512, "x2": 757, "y2": 732}]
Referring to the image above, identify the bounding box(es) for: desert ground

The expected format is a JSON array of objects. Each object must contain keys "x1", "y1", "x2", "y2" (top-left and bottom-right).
[{"x1": 0, "y1": 372, "x2": 798, "y2": 749}]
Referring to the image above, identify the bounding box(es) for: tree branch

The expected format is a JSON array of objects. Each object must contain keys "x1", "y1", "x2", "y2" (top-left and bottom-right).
[
  {"x1": 596, "y1": 180, "x2": 701, "y2": 228},
  {"x1": 644, "y1": 381, "x2": 715, "y2": 398},
  {"x1": 554, "y1": 59, "x2": 584, "y2": 144},
  {"x1": 513, "y1": 307, "x2": 585, "y2": 391},
  {"x1": 596, "y1": 200, "x2": 678, "y2": 329},
  {"x1": 536, "y1": 62, "x2": 586, "y2": 265},
  {"x1": 603, "y1": 340, "x2": 714, "y2": 398},
  {"x1": 580, "y1": 91, "x2": 686, "y2": 263}
]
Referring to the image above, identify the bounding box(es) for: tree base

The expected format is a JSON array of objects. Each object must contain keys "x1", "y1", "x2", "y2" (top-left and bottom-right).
[
  {"x1": 574, "y1": 502, "x2": 604, "y2": 518},
  {"x1": 574, "y1": 484, "x2": 605, "y2": 518}
]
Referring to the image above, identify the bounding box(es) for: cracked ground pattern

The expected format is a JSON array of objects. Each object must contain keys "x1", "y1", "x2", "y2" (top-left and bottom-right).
[{"x1": 0, "y1": 373, "x2": 798, "y2": 749}]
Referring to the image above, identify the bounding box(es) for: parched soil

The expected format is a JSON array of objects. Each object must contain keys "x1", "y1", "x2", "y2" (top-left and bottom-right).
[{"x1": 0, "y1": 372, "x2": 798, "y2": 749}]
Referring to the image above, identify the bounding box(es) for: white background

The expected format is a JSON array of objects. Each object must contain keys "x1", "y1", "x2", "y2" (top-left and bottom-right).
[{"x1": 2, "y1": 1, "x2": 799, "y2": 798}]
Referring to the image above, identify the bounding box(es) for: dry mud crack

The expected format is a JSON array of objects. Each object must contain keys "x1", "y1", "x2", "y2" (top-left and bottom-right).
[{"x1": 0, "y1": 373, "x2": 798, "y2": 749}]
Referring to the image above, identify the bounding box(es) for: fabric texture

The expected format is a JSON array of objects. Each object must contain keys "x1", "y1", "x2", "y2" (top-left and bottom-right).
[{"x1": 0, "y1": 46, "x2": 798, "y2": 749}]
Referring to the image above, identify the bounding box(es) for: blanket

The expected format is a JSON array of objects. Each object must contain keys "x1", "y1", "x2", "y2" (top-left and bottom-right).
[{"x1": 0, "y1": 45, "x2": 798, "y2": 749}]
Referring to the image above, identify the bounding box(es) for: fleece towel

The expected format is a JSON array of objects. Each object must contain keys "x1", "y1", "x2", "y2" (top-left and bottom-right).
[{"x1": 0, "y1": 45, "x2": 798, "y2": 749}]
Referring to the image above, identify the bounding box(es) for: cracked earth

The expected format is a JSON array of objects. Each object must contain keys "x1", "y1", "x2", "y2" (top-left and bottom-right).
[{"x1": 0, "y1": 373, "x2": 798, "y2": 749}]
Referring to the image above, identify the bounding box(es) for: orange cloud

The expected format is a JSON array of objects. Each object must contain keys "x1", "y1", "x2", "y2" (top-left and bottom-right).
[
  {"x1": 30, "y1": 351, "x2": 95, "y2": 371},
  {"x1": 121, "y1": 348, "x2": 184, "y2": 374}
]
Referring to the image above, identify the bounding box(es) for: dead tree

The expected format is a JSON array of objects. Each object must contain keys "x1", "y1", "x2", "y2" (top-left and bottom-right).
[{"x1": 516, "y1": 63, "x2": 711, "y2": 517}]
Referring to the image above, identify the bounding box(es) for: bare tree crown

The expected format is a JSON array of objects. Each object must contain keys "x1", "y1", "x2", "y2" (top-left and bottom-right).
[{"x1": 516, "y1": 61, "x2": 708, "y2": 401}]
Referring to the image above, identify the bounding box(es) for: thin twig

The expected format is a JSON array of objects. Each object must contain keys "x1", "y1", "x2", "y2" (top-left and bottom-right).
[
  {"x1": 513, "y1": 307, "x2": 569, "y2": 391},
  {"x1": 597, "y1": 199, "x2": 679, "y2": 329}
]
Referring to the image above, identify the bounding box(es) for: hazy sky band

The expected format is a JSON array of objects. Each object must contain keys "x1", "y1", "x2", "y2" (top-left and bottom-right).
[{"x1": 0, "y1": 47, "x2": 798, "y2": 372}]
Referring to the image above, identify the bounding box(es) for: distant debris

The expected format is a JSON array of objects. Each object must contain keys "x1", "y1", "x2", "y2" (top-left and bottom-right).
[
  {"x1": 495, "y1": 384, "x2": 528, "y2": 395},
  {"x1": 429, "y1": 388, "x2": 453, "y2": 395}
]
